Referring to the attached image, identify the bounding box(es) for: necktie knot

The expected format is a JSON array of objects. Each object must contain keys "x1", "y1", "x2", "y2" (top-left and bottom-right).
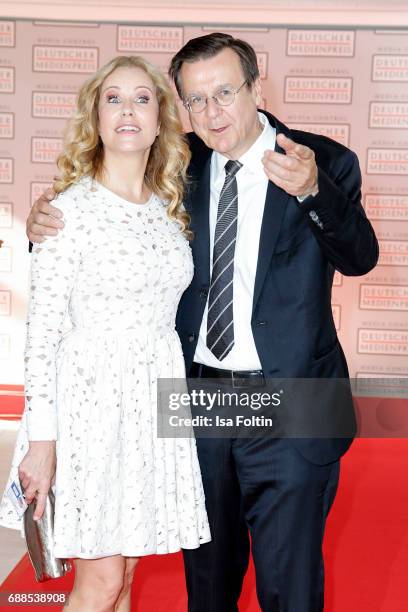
[{"x1": 224, "y1": 160, "x2": 242, "y2": 178}]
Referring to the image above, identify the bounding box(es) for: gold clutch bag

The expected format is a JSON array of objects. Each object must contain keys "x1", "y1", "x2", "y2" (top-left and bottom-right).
[{"x1": 22, "y1": 484, "x2": 72, "y2": 582}]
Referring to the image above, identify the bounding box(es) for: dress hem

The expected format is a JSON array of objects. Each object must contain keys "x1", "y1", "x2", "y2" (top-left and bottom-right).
[{"x1": 54, "y1": 537, "x2": 212, "y2": 559}]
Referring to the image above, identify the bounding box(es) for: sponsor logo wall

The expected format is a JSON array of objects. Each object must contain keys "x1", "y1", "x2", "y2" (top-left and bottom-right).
[{"x1": 0, "y1": 20, "x2": 407, "y2": 384}]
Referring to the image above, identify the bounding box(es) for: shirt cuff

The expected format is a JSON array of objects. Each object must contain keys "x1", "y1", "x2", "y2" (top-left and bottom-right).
[{"x1": 297, "y1": 189, "x2": 318, "y2": 204}]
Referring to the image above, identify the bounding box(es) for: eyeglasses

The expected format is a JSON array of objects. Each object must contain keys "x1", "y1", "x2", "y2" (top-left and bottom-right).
[{"x1": 183, "y1": 80, "x2": 248, "y2": 113}]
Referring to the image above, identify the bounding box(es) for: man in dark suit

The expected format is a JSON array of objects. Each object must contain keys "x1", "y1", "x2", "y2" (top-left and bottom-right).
[
  {"x1": 28, "y1": 33, "x2": 378, "y2": 612},
  {"x1": 169, "y1": 33, "x2": 378, "y2": 612}
]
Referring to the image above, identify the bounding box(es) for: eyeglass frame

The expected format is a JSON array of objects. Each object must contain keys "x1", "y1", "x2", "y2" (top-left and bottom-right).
[{"x1": 183, "y1": 80, "x2": 248, "y2": 113}]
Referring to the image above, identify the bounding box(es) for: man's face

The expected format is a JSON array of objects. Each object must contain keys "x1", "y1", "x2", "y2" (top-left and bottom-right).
[{"x1": 179, "y1": 47, "x2": 262, "y2": 160}]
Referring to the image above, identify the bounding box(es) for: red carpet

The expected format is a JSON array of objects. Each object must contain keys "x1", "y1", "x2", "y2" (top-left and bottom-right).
[
  {"x1": 1, "y1": 437, "x2": 407, "y2": 611},
  {"x1": 0, "y1": 385, "x2": 24, "y2": 421}
]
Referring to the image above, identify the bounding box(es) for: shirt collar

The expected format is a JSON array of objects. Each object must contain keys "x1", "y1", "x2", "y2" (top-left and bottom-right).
[{"x1": 212, "y1": 111, "x2": 276, "y2": 180}]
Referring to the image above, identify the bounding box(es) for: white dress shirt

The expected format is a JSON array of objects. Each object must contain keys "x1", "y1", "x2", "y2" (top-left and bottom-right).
[{"x1": 194, "y1": 112, "x2": 276, "y2": 370}]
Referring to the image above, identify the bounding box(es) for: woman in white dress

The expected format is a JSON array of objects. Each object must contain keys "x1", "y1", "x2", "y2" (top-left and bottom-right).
[{"x1": 0, "y1": 55, "x2": 210, "y2": 611}]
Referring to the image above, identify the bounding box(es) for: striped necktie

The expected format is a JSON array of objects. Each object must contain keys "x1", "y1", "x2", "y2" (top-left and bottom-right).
[{"x1": 206, "y1": 159, "x2": 242, "y2": 361}]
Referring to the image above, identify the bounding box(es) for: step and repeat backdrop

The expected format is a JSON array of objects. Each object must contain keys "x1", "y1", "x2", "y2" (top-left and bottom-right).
[{"x1": 0, "y1": 20, "x2": 407, "y2": 386}]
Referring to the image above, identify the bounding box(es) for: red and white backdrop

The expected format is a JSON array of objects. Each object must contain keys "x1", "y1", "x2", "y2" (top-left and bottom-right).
[{"x1": 0, "y1": 18, "x2": 407, "y2": 386}]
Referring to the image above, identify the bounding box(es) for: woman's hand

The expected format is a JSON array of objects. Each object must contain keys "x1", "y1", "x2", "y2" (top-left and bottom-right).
[{"x1": 18, "y1": 441, "x2": 56, "y2": 521}]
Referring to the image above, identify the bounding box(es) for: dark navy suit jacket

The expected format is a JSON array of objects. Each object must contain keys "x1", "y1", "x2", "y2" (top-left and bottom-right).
[{"x1": 176, "y1": 110, "x2": 379, "y2": 465}]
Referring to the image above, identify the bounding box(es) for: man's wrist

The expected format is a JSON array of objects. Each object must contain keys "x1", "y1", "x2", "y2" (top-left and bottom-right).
[{"x1": 297, "y1": 184, "x2": 319, "y2": 203}]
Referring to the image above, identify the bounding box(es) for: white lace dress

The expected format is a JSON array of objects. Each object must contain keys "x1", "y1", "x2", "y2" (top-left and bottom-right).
[{"x1": 0, "y1": 177, "x2": 211, "y2": 559}]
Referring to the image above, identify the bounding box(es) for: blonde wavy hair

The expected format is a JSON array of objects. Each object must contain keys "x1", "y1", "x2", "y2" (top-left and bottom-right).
[{"x1": 54, "y1": 55, "x2": 191, "y2": 235}]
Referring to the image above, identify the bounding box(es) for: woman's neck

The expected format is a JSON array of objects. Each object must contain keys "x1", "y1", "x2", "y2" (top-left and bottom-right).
[{"x1": 99, "y1": 150, "x2": 151, "y2": 204}]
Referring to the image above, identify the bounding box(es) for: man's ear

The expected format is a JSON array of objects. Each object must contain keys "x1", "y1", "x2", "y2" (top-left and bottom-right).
[{"x1": 252, "y1": 77, "x2": 262, "y2": 107}]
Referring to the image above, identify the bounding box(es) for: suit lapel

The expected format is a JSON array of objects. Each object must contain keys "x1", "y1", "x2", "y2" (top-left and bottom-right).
[
  {"x1": 252, "y1": 180, "x2": 289, "y2": 309},
  {"x1": 190, "y1": 156, "x2": 212, "y2": 286},
  {"x1": 252, "y1": 113, "x2": 291, "y2": 310}
]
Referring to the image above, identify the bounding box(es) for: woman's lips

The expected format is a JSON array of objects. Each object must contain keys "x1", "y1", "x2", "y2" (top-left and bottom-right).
[{"x1": 115, "y1": 125, "x2": 141, "y2": 133}]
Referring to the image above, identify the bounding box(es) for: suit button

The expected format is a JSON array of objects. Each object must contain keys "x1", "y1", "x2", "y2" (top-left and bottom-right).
[
  {"x1": 199, "y1": 287, "x2": 209, "y2": 298},
  {"x1": 256, "y1": 321, "x2": 268, "y2": 327},
  {"x1": 188, "y1": 334, "x2": 196, "y2": 342}
]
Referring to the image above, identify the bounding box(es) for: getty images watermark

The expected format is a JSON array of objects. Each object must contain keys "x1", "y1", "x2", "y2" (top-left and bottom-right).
[
  {"x1": 167, "y1": 387, "x2": 282, "y2": 430},
  {"x1": 157, "y1": 377, "x2": 408, "y2": 439}
]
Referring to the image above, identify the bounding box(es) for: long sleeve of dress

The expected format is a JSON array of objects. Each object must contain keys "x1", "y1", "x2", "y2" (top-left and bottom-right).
[{"x1": 24, "y1": 189, "x2": 86, "y2": 441}]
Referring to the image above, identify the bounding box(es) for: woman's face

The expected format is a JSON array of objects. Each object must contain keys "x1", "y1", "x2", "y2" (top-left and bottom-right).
[{"x1": 97, "y1": 65, "x2": 160, "y2": 158}]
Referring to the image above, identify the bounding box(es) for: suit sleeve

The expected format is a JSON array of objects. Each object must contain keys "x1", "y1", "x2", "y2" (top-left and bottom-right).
[{"x1": 296, "y1": 147, "x2": 379, "y2": 276}]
